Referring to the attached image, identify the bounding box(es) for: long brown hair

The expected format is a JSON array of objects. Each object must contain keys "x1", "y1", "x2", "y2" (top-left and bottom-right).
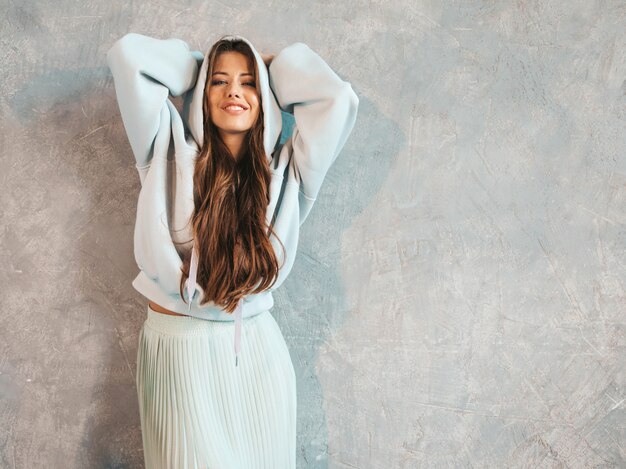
[{"x1": 177, "y1": 37, "x2": 285, "y2": 314}]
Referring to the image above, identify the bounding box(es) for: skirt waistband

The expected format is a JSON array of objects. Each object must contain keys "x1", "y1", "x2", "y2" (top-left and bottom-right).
[{"x1": 146, "y1": 305, "x2": 268, "y2": 337}]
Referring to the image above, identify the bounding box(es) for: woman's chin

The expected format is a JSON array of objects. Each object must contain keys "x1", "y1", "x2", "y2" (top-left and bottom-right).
[{"x1": 216, "y1": 123, "x2": 254, "y2": 134}]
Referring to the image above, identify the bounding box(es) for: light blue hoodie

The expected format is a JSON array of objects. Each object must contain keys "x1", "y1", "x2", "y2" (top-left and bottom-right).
[{"x1": 106, "y1": 33, "x2": 358, "y2": 359}]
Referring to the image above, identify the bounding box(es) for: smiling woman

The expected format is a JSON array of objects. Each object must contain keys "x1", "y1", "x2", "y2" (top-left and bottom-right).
[{"x1": 107, "y1": 31, "x2": 358, "y2": 468}]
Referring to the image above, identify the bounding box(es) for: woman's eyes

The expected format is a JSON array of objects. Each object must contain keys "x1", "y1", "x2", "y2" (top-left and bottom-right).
[{"x1": 211, "y1": 80, "x2": 256, "y2": 87}]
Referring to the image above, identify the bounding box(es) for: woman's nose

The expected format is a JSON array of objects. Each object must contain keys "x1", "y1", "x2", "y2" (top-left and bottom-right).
[{"x1": 227, "y1": 82, "x2": 242, "y2": 97}]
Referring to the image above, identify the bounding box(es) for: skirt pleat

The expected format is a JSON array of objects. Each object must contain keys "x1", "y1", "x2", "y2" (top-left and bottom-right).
[{"x1": 136, "y1": 306, "x2": 297, "y2": 469}]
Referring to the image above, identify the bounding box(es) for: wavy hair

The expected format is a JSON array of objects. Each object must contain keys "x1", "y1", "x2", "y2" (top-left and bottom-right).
[{"x1": 177, "y1": 37, "x2": 285, "y2": 314}]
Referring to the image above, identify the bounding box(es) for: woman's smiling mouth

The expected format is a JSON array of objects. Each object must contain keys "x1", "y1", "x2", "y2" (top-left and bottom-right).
[{"x1": 222, "y1": 102, "x2": 248, "y2": 114}]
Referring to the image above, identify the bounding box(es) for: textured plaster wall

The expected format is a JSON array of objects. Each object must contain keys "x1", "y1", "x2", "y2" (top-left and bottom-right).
[{"x1": 1, "y1": 1, "x2": 625, "y2": 468}]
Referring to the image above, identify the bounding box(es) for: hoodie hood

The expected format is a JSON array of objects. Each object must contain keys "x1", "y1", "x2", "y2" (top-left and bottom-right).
[{"x1": 187, "y1": 35, "x2": 283, "y2": 162}]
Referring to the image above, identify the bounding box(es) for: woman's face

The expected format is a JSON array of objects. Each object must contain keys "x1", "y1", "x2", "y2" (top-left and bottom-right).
[{"x1": 207, "y1": 51, "x2": 260, "y2": 137}]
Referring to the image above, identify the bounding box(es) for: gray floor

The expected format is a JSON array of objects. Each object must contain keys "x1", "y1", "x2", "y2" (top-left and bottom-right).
[{"x1": 1, "y1": 1, "x2": 624, "y2": 467}]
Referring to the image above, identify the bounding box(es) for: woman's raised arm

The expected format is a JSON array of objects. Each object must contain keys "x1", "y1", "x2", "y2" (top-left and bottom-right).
[
  {"x1": 268, "y1": 42, "x2": 359, "y2": 225},
  {"x1": 106, "y1": 33, "x2": 202, "y2": 182}
]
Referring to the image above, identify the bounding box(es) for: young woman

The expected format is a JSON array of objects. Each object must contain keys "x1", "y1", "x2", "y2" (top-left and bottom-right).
[{"x1": 107, "y1": 32, "x2": 358, "y2": 468}]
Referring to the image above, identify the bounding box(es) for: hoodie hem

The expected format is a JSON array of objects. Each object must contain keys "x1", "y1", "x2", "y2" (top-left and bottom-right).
[{"x1": 131, "y1": 271, "x2": 273, "y2": 321}]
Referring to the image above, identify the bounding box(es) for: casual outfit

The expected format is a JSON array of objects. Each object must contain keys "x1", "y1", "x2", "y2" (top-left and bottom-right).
[{"x1": 106, "y1": 32, "x2": 358, "y2": 468}]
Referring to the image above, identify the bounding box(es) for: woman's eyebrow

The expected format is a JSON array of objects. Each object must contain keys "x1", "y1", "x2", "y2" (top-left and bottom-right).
[{"x1": 212, "y1": 71, "x2": 254, "y2": 77}]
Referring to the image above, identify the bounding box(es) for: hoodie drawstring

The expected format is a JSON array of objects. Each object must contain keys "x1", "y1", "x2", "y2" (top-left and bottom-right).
[
  {"x1": 186, "y1": 243, "x2": 244, "y2": 367},
  {"x1": 233, "y1": 298, "x2": 243, "y2": 367},
  {"x1": 186, "y1": 243, "x2": 199, "y2": 313}
]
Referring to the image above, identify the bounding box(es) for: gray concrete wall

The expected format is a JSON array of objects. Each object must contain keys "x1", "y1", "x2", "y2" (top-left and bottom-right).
[{"x1": 1, "y1": 1, "x2": 624, "y2": 467}]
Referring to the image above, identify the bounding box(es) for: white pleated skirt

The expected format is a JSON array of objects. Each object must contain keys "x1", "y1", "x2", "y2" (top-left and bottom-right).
[{"x1": 136, "y1": 304, "x2": 297, "y2": 469}]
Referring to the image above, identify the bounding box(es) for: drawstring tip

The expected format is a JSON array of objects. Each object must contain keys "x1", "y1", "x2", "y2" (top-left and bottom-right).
[{"x1": 233, "y1": 298, "x2": 243, "y2": 368}]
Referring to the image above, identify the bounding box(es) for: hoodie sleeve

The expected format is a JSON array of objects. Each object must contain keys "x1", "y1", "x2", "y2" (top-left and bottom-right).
[
  {"x1": 106, "y1": 33, "x2": 201, "y2": 184},
  {"x1": 268, "y1": 42, "x2": 359, "y2": 224}
]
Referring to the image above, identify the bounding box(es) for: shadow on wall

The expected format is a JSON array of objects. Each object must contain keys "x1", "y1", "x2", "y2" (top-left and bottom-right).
[{"x1": 270, "y1": 95, "x2": 406, "y2": 466}]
